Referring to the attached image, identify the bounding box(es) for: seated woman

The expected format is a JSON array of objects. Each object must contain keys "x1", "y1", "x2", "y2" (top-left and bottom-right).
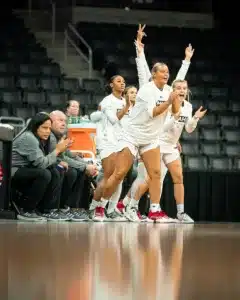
[
  {"x1": 65, "y1": 99, "x2": 89, "y2": 122},
  {"x1": 11, "y1": 113, "x2": 71, "y2": 222}
]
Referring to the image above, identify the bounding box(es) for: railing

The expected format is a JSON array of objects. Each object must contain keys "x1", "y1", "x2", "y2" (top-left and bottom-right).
[
  {"x1": 64, "y1": 23, "x2": 93, "y2": 79},
  {"x1": 27, "y1": 0, "x2": 56, "y2": 45}
]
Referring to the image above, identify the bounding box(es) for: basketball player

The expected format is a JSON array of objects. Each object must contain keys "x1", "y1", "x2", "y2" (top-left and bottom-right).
[{"x1": 118, "y1": 25, "x2": 194, "y2": 222}]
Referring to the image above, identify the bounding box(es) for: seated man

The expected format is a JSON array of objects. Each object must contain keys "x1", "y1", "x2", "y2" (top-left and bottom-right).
[{"x1": 49, "y1": 110, "x2": 97, "y2": 221}]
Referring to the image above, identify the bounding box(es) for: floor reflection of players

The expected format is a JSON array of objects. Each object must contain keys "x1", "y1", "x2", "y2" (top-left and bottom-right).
[
  {"x1": 6, "y1": 223, "x2": 93, "y2": 300},
  {"x1": 92, "y1": 224, "x2": 187, "y2": 300},
  {"x1": 92, "y1": 224, "x2": 133, "y2": 299},
  {"x1": 133, "y1": 225, "x2": 186, "y2": 300}
]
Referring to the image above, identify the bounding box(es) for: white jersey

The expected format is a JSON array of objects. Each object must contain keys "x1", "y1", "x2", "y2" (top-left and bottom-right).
[
  {"x1": 99, "y1": 94, "x2": 126, "y2": 147},
  {"x1": 160, "y1": 100, "x2": 198, "y2": 151},
  {"x1": 123, "y1": 81, "x2": 171, "y2": 145}
]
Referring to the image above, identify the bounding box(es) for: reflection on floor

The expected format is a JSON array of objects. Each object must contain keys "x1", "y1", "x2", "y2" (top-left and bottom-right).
[{"x1": 0, "y1": 222, "x2": 240, "y2": 300}]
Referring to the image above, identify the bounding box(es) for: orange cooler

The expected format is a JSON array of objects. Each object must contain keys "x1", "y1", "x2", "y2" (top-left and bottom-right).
[{"x1": 68, "y1": 122, "x2": 97, "y2": 158}]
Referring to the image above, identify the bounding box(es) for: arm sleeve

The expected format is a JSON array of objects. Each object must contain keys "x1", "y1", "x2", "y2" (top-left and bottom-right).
[
  {"x1": 175, "y1": 60, "x2": 191, "y2": 81},
  {"x1": 62, "y1": 155, "x2": 87, "y2": 171},
  {"x1": 90, "y1": 111, "x2": 102, "y2": 123},
  {"x1": 135, "y1": 49, "x2": 151, "y2": 88},
  {"x1": 185, "y1": 105, "x2": 198, "y2": 133},
  {"x1": 18, "y1": 135, "x2": 57, "y2": 169}
]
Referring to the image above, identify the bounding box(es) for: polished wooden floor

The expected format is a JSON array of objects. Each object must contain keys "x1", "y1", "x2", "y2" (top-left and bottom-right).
[{"x1": 0, "y1": 221, "x2": 240, "y2": 300}]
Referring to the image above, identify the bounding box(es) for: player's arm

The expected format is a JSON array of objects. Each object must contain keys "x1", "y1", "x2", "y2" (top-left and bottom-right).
[
  {"x1": 174, "y1": 44, "x2": 195, "y2": 81},
  {"x1": 185, "y1": 105, "x2": 207, "y2": 133},
  {"x1": 135, "y1": 24, "x2": 151, "y2": 87}
]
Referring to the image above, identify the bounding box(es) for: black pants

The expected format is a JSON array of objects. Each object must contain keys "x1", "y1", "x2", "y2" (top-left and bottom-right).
[
  {"x1": 12, "y1": 167, "x2": 62, "y2": 211},
  {"x1": 60, "y1": 167, "x2": 86, "y2": 209}
]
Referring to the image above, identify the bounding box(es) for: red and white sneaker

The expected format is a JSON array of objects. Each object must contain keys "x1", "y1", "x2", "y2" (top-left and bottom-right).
[
  {"x1": 89, "y1": 206, "x2": 105, "y2": 222},
  {"x1": 116, "y1": 200, "x2": 126, "y2": 215},
  {"x1": 148, "y1": 210, "x2": 177, "y2": 223}
]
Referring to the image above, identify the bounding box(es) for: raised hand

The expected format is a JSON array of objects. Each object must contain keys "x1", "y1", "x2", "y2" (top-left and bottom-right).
[
  {"x1": 185, "y1": 43, "x2": 195, "y2": 61},
  {"x1": 137, "y1": 24, "x2": 146, "y2": 43},
  {"x1": 194, "y1": 106, "x2": 207, "y2": 119}
]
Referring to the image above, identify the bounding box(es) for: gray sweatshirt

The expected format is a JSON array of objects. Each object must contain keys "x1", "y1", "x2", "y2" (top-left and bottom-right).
[
  {"x1": 49, "y1": 132, "x2": 87, "y2": 172},
  {"x1": 12, "y1": 131, "x2": 58, "y2": 175}
]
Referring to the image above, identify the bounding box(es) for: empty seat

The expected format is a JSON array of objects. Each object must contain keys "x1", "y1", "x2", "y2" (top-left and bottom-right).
[
  {"x1": 198, "y1": 114, "x2": 216, "y2": 127},
  {"x1": 201, "y1": 142, "x2": 222, "y2": 156},
  {"x1": 0, "y1": 107, "x2": 10, "y2": 117},
  {"x1": 201, "y1": 127, "x2": 221, "y2": 141},
  {"x1": 218, "y1": 115, "x2": 238, "y2": 127},
  {"x1": 61, "y1": 78, "x2": 80, "y2": 92},
  {"x1": 1, "y1": 90, "x2": 22, "y2": 104},
  {"x1": 190, "y1": 86, "x2": 206, "y2": 97},
  {"x1": 181, "y1": 142, "x2": 199, "y2": 155},
  {"x1": 230, "y1": 101, "x2": 240, "y2": 112},
  {"x1": 234, "y1": 158, "x2": 240, "y2": 170},
  {"x1": 181, "y1": 128, "x2": 199, "y2": 141},
  {"x1": 223, "y1": 128, "x2": 240, "y2": 142},
  {"x1": 17, "y1": 76, "x2": 38, "y2": 90},
  {"x1": 29, "y1": 52, "x2": 49, "y2": 63},
  {"x1": 68, "y1": 92, "x2": 92, "y2": 105},
  {"x1": 0, "y1": 62, "x2": 11, "y2": 74},
  {"x1": 19, "y1": 64, "x2": 41, "y2": 76},
  {"x1": 223, "y1": 143, "x2": 240, "y2": 157},
  {"x1": 23, "y1": 91, "x2": 46, "y2": 106},
  {"x1": 207, "y1": 97, "x2": 228, "y2": 112},
  {"x1": 190, "y1": 99, "x2": 205, "y2": 110},
  {"x1": 36, "y1": 107, "x2": 52, "y2": 114},
  {"x1": 82, "y1": 79, "x2": 101, "y2": 92},
  {"x1": 0, "y1": 76, "x2": 15, "y2": 89},
  {"x1": 14, "y1": 107, "x2": 35, "y2": 120},
  {"x1": 185, "y1": 155, "x2": 208, "y2": 171},
  {"x1": 210, "y1": 88, "x2": 228, "y2": 97},
  {"x1": 40, "y1": 64, "x2": 61, "y2": 76},
  {"x1": 46, "y1": 91, "x2": 68, "y2": 108},
  {"x1": 92, "y1": 93, "x2": 106, "y2": 105},
  {"x1": 209, "y1": 157, "x2": 232, "y2": 171},
  {"x1": 39, "y1": 77, "x2": 60, "y2": 91}
]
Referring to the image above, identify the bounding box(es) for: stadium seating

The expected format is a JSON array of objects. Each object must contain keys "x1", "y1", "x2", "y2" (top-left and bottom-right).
[
  {"x1": 0, "y1": 13, "x2": 239, "y2": 172},
  {"x1": 0, "y1": 13, "x2": 102, "y2": 128}
]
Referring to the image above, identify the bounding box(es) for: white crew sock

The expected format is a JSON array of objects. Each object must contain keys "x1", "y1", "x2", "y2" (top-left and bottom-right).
[
  {"x1": 89, "y1": 199, "x2": 100, "y2": 210},
  {"x1": 123, "y1": 195, "x2": 131, "y2": 207},
  {"x1": 100, "y1": 198, "x2": 109, "y2": 208},
  {"x1": 177, "y1": 204, "x2": 184, "y2": 214},
  {"x1": 107, "y1": 181, "x2": 123, "y2": 214}
]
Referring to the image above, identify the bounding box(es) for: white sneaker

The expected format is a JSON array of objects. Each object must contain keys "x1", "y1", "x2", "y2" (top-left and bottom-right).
[
  {"x1": 177, "y1": 212, "x2": 194, "y2": 223},
  {"x1": 125, "y1": 206, "x2": 141, "y2": 222}
]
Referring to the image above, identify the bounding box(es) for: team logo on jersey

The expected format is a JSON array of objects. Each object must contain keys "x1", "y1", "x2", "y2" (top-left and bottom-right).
[
  {"x1": 178, "y1": 116, "x2": 188, "y2": 123},
  {"x1": 156, "y1": 97, "x2": 165, "y2": 106}
]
